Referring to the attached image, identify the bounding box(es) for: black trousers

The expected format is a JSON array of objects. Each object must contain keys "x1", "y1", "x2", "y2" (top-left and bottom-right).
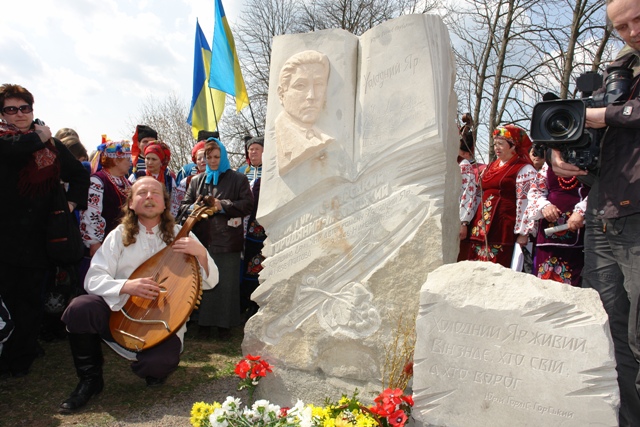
[
  {"x1": 583, "y1": 212, "x2": 640, "y2": 426},
  {"x1": 0, "y1": 264, "x2": 46, "y2": 374},
  {"x1": 62, "y1": 295, "x2": 181, "y2": 379}
]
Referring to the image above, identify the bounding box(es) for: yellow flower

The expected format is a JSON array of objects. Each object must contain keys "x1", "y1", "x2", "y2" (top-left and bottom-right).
[
  {"x1": 190, "y1": 402, "x2": 215, "y2": 427},
  {"x1": 323, "y1": 418, "x2": 337, "y2": 427},
  {"x1": 335, "y1": 416, "x2": 352, "y2": 427},
  {"x1": 355, "y1": 412, "x2": 377, "y2": 427}
]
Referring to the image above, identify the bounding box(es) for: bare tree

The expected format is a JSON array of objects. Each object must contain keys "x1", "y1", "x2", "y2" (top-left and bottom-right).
[
  {"x1": 298, "y1": 0, "x2": 437, "y2": 35},
  {"x1": 128, "y1": 93, "x2": 197, "y2": 172},
  {"x1": 446, "y1": 0, "x2": 618, "y2": 162},
  {"x1": 534, "y1": 0, "x2": 613, "y2": 99}
]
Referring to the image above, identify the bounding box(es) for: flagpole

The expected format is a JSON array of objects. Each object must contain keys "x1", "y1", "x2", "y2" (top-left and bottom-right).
[
  {"x1": 208, "y1": 87, "x2": 220, "y2": 131},
  {"x1": 247, "y1": 101, "x2": 259, "y2": 136}
]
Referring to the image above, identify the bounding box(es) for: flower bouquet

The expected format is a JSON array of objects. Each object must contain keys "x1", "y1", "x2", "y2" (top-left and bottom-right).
[
  {"x1": 190, "y1": 354, "x2": 413, "y2": 427},
  {"x1": 234, "y1": 354, "x2": 273, "y2": 403},
  {"x1": 191, "y1": 389, "x2": 413, "y2": 427}
]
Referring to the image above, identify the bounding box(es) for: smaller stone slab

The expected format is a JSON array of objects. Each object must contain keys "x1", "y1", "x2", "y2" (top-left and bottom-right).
[{"x1": 413, "y1": 261, "x2": 619, "y2": 427}]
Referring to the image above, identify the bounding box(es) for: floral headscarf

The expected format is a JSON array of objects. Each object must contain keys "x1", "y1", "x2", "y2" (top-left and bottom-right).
[
  {"x1": 493, "y1": 124, "x2": 532, "y2": 160},
  {"x1": 90, "y1": 140, "x2": 132, "y2": 173}
]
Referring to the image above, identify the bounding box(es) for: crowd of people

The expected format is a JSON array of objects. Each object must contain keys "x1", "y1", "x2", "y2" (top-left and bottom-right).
[
  {"x1": 456, "y1": 117, "x2": 589, "y2": 287},
  {"x1": 456, "y1": 1, "x2": 640, "y2": 419},
  {"x1": 0, "y1": 83, "x2": 266, "y2": 414}
]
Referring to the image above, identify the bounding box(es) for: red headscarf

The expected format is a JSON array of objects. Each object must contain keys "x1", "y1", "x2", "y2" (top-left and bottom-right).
[
  {"x1": 144, "y1": 141, "x2": 171, "y2": 183},
  {"x1": 191, "y1": 141, "x2": 206, "y2": 163}
]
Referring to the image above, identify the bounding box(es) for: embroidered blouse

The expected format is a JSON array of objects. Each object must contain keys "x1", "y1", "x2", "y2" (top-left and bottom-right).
[{"x1": 459, "y1": 159, "x2": 478, "y2": 223}]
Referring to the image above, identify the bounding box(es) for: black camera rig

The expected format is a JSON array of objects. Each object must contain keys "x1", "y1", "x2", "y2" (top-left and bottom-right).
[{"x1": 529, "y1": 65, "x2": 634, "y2": 172}]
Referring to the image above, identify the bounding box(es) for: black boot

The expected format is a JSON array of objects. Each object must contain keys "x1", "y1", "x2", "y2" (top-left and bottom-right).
[{"x1": 58, "y1": 333, "x2": 104, "y2": 414}]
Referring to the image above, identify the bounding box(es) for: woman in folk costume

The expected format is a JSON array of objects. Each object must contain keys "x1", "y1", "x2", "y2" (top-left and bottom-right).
[
  {"x1": 468, "y1": 125, "x2": 537, "y2": 267},
  {"x1": 81, "y1": 139, "x2": 132, "y2": 256},
  {"x1": 521, "y1": 162, "x2": 590, "y2": 286},
  {"x1": 178, "y1": 138, "x2": 253, "y2": 339},
  {"x1": 129, "y1": 141, "x2": 178, "y2": 216}
]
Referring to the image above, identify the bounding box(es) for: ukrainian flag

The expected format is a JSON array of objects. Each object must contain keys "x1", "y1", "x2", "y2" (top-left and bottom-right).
[
  {"x1": 187, "y1": 20, "x2": 226, "y2": 140},
  {"x1": 209, "y1": 0, "x2": 249, "y2": 112}
]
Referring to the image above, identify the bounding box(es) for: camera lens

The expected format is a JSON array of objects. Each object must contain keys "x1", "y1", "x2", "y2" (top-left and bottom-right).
[{"x1": 545, "y1": 111, "x2": 575, "y2": 138}]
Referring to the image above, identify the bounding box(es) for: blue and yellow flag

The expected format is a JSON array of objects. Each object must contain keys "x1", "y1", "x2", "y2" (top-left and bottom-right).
[
  {"x1": 188, "y1": 20, "x2": 226, "y2": 139},
  {"x1": 209, "y1": 0, "x2": 249, "y2": 112}
]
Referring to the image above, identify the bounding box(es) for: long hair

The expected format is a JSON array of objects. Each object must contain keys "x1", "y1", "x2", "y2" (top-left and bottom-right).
[{"x1": 120, "y1": 183, "x2": 175, "y2": 247}]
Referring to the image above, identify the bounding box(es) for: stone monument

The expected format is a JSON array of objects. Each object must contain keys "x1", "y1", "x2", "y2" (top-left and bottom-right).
[
  {"x1": 242, "y1": 14, "x2": 460, "y2": 405},
  {"x1": 413, "y1": 261, "x2": 619, "y2": 427}
]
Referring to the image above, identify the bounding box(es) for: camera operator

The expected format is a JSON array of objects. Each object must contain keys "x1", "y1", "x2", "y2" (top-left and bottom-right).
[{"x1": 551, "y1": 0, "x2": 640, "y2": 424}]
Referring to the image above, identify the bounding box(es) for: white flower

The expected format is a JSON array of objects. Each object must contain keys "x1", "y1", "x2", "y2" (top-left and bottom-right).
[
  {"x1": 297, "y1": 405, "x2": 314, "y2": 427},
  {"x1": 210, "y1": 408, "x2": 229, "y2": 427},
  {"x1": 252, "y1": 399, "x2": 270, "y2": 411},
  {"x1": 222, "y1": 396, "x2": 242, "y2": 412},
  {"x1": 242, "y1": 407, "x2": 258, "y2": 422}
]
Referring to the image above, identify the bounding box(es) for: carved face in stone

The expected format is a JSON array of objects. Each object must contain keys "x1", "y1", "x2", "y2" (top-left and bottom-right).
[{"x1": 278, "y1": 52, "x2": 330, "y2": 128}]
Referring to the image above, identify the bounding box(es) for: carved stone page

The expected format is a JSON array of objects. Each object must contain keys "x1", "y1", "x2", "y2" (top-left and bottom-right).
[{"x1": 243, "y1": 14, "x2": 460, "y2": 405}]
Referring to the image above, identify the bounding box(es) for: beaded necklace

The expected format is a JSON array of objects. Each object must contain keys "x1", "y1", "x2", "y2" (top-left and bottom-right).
[
  {"x1": 103, "y1": 169, "x2": 131, "y2": 205},
  {"x1": 557, "y1": 176, "x2": 579, "y2": 191}
]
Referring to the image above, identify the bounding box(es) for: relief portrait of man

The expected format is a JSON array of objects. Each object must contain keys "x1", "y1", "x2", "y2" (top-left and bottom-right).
[{"x1": 275, "y1": 50, "x2": 336, "y2": 175}]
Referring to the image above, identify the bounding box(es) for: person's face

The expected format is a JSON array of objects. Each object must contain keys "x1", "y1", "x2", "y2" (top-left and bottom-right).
[
  {"x1": 206, "y1": 148, "x2": 221, "y2": 170},
  {"x1": 145, "y1": 153, "x2": 161, "y2": 174},
  {"x1": 280, "y1": 63, "x2": 328, "y2": 126},
  {"x1": 458, "y1": 149, "x2": 472, "y2": 161},
  {"x1": 112, "y1": 157, "x2": 132, "y2": 177},
  {"x1": 195, "y1": 149, "x2": 207, "y2": 172},
  {"x1": 129, "y1": 177, "x2": 165, "y2": 220},
  {"x1": 248, "y1": 143, "x2": 263, "y2": 166},
  {"x1": 529, "y1": 148, "x2": 545, "y2": 170},
  {"x1": 608, "y1": 0, "x2": 640, "y2": 51},
  {"x1": 138, "y1": 137, "x2": 155, "y2": 153},
  {"x1": 493, "y1": 138, "x2": 516, "y2": 162},
  {"x1": 1, "y1": 97, "x2": 34, "y2": 132}
]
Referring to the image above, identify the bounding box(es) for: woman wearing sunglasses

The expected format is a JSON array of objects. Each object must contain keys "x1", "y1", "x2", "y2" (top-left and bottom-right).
[
  {"x1": 0, "y1": 84, "x2": 89, "y2": 378},
  {"x1": 467, "y1": 125, "x2": 537, "y2": 267}
]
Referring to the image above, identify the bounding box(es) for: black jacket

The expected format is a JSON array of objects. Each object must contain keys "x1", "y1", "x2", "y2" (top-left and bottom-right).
[
  {"x1": 0, "y1": 134, "x2": 89, "y2": 265},
  {"x1": 597, "y1": 47, "x2": 640, "y2": 219}
]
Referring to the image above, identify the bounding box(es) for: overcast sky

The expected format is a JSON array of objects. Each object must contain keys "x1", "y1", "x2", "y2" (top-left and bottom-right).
[{"x1": 1, "y1": 0, "x2": 246, "y2": 147}]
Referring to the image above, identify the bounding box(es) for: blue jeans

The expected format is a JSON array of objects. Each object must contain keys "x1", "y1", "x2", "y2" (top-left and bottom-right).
[{"x1": 583, "y1": 211, "x2": 640, "y2": 426}]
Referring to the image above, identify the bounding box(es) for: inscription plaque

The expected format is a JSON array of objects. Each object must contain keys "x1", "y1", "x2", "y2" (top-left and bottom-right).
[{"x1": 413, "y1": 261, "x2": 619, "y2": 427}]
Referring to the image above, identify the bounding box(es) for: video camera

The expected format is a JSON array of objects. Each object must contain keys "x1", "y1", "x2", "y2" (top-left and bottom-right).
[{"x1": 529, "y1": 66, "x2": 634, "y2": 171}]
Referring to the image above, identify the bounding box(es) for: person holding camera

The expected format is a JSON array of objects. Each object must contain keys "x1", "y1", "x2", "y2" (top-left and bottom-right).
[
  {"x1": 0, "y1": 84, "x2": 89, "y2": 378},
  {"x1": 551, "y1": 0, "x2": 640, "y2": 423}
]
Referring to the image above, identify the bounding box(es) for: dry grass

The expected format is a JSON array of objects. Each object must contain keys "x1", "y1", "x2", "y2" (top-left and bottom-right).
[
  {"x1": 381, "y1": 312, "x2": 415, "y2": 391},
  {"x1": 0, "y1": 326, "x2": 243, "y2": 427}
]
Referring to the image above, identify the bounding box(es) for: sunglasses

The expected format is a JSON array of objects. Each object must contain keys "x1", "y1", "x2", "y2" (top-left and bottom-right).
[{"x1": 2, "y1": 104, "x2": 33, "y2": 115}]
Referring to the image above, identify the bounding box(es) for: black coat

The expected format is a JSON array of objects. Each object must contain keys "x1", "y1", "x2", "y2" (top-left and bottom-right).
[
  {"x1": 0, "y1": 134, "x2": 89, "y2": 266},
  {"x1": 180, "y1": 170, "x2": 254, "y2": 254}
]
